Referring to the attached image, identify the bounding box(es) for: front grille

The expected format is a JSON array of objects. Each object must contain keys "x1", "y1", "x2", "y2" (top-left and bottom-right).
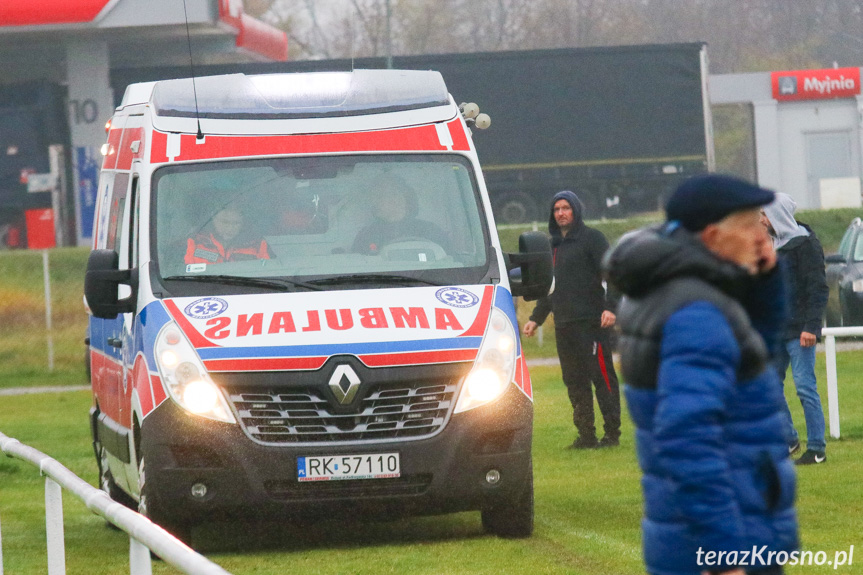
[
  {"x1": 226, "y1": 380, "x2": 458, "y2": 445},
  {"x1": 264, "y1": 473, "x2": 433, "y2": 501}
]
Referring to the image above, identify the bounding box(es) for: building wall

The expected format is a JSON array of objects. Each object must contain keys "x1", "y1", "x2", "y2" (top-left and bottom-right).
[
  {"x1": 777, "y1": 99, "x2": 861, "y2": 208},
  {"x1": 710, "y1": 70, "x2": 863, "y2": 210}
]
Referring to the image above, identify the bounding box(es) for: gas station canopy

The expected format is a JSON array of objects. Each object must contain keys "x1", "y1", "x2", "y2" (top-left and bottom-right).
[{"x1": 0, "y1": 0, "x2": 287, "y2": 85}]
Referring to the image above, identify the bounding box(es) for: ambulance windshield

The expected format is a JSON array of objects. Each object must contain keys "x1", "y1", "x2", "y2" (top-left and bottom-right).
[{"x1": 153, "y1": 154, "x2": 492, "y2": 290}]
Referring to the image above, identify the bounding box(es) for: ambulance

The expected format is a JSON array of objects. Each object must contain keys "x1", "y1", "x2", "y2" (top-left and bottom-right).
[{"x1": 84, "y1": 69, "x2": 552, "y2": 544}]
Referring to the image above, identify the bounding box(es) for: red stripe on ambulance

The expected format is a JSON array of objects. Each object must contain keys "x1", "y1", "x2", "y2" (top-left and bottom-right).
[
  {"x1": 204, "y1": 356, "x2": 328, "y2": 372},
  {"x1": 460, "y1": 286, "x2": 494, "y2": 337},
  {"x1": 101, "y1": 128, "x2": 122, "y2": 169},
  {"x1": 359, "y1": 349, "x2": 477, "y2": 367},
  {"x1": 164, "y1": 299, "x2": 220, "y2": 348},
  {"x1": 150, "y1": 124, "x2": 447, "y2": 163},
  {"x1": 117, "y1": 126, "x2": 144, "y2": 170},
  {"x1": 447, "y1": 119, "x2": 471, "y2": 151}
]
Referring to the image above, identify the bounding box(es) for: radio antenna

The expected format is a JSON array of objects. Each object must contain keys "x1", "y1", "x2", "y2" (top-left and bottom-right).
[{"x1": 182, "y1": 0, "x2": 205, "y2": 140}]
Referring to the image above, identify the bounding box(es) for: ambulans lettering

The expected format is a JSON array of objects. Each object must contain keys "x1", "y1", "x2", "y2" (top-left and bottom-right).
[
  {"x1": 237, "y1": 313, "x2": 264, "y2": 336},
  {"x1": 325, "y1": 309, "x2": 353, "y2": 330},
  {"x1": 196, "y1": 306, "x2": 465, "y2": 339},
  {"x1": 302, "y1": 310, "x2": 321, "y2": 332},
  {"x1": 435, "y1": 308, "x2": 463, "y2": 331},
  {"x1": 390, "y1": 307, "x2": 429, "y2": 329},
  {"x1": 269, "y1": 312, "x2": 296, "y2": 334},
  {"x1": 204, "y1": 317, "x2": 231, "y2": 339},
  {"x1": 359, "y1": 307, "x2": 388, "y2": 328}
]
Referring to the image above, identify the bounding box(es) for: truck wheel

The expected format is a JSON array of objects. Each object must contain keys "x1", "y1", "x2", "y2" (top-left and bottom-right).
[
  {"x1": 97, "y1": 442, "x2": 136, "y2": 511},
  {"x1": 481, "y1": 465, "x2": 534, "y2": 538},
  {"x1": 138, "y1": 456, "x2": 193, "y2": 548},
  {"x1": 494, "y1": 192, "x2": 538, "y2": 224}
]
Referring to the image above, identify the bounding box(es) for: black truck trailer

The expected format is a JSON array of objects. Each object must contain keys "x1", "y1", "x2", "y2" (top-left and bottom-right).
[{"x1": 112, "y1": 43, "x2": 713, "y2": 223}]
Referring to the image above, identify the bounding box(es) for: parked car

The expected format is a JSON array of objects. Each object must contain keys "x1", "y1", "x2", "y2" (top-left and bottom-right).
[{"x1": 825, "y1": 217, "x2": 863, "y2": 326}]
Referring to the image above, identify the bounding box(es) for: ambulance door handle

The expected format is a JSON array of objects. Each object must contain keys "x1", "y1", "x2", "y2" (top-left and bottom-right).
[{"x1": 107, "y1": 337, "x2": 123, "y2": 349}]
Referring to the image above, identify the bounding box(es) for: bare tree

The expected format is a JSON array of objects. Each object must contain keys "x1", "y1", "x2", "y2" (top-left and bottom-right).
[{"x1": 260, "y1": 0, "x2": 863, "y2": 73}]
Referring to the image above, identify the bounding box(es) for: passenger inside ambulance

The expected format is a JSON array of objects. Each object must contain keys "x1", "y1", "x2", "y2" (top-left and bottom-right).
[
  {"x1": 155, "y1": 156, "x2": 488, "y2": 286},
  {"x1": 184, "y1": 204, "x2": 270, "y2": 265},
  {"x1": 272, "y1": 186, "x2": 325, "y2": 236},
  {"x1": 351, "y1": 174, "x2": 450, "y2": 257}
]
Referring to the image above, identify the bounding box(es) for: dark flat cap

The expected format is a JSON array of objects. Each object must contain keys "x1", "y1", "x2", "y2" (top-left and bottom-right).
[{"x1": 666, "y1": 174, "x2": 775, "y2": 231}]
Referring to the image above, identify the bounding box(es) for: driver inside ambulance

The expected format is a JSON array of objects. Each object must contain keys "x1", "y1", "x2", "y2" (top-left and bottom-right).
[
  {"x1": 351, "y1": 175, "x2": 449, "y2": 255},
  {"x1": 185, "y1": 204, "x2": 270, "y2": 264}
]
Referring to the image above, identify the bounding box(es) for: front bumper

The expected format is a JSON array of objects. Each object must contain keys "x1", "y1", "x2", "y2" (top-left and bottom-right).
[{"x1": 139, "y1": 384, "x2": 532, "y2": 524}]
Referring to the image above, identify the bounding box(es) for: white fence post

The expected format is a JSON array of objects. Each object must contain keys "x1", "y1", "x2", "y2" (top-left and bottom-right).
[
  {"x1": 129, "y1": 536, "x2": 152, "y2": 575},
  {"x1": 45, "y1": 477, "x2": 66, "y2": 575},
  {"x1": 42, "y1": 250, "x2": 55, "y2": 372},
  {"x1": 824, "y1": 334, "x2": 840, "y2": 439},
  {"x1": 0, "y1": 432, "x2": 233, "y2": 575},
  {"x1": 818, "y1": 326, "x2": 863, "y2": 439}
]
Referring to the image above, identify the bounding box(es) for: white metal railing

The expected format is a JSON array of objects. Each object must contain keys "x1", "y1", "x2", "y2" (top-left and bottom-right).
[
  {"x1": 0, "y1": 431, "x2": 233, "y2": 575},
  {"x1": 820, "y1": 326, "x2": 863, "y2": 439}
]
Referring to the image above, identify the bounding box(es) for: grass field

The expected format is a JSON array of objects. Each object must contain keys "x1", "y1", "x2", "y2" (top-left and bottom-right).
[
  {"x1": 1, "y1": 208, "x2": 862, "y2": 573},
  {"x1": 0, "y1": 206, "x2": 860, "y2": 386},
  {"x1": 1, "y1": 355, "x2": 861, "y2": 574}
]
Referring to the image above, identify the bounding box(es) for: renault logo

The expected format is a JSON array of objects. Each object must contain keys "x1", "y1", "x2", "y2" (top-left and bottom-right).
[{"x1": 328, "y1": 364, "x2": 362, "y2": 405}]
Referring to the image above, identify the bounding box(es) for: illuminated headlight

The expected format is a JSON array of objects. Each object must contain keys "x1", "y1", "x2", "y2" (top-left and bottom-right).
[
  {"x1": 853, "y1": 279, "x2": 863, "y2": 293},
  {"x1": 154, "y1": 322, "x2": 235, "y2": 423},
  {"x1": 456, "y1": 308, "x2": 517, "y2": 413}
]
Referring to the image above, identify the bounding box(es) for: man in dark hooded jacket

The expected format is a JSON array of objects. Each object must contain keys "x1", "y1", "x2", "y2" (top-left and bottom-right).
[
  {"x1": 761, "y1": 193, "x2": 829, "y2": 465},
  {"x1": 604, "y1": 174, "x2": 797, "y2": 575},
  {"x1": 523, "y1": 190, "x2": 621, "y2": 449}
]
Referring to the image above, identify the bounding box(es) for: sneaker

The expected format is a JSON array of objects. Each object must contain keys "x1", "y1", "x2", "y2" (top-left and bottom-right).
[
  {"x1": 568, "y1": 437, "x2": 599, "y2": 450},
  {"x1": 795, "y1": 450, "x2": 826, "y2": 465},
  {"x1": 788, "y1": 441, "x2": 801, "y2": 456},
  {"x1": 598, "y1": 436, "x2": 620, "y2": 448}
]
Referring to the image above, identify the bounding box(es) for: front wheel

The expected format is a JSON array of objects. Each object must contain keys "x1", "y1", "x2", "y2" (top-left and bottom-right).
[
  {"x1": 97, "y1": 442, "x2": 136, "y2": 516},
  {"x1": 481, "y1": 465, "x2": 534, "y2": 538},
  {"x1": 138, "y1": 456, "x2": 193, "y2": 548}
]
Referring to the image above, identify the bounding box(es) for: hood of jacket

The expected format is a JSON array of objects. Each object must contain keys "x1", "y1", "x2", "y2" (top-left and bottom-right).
[
  {"x1": 548, "y1": 190, "x2": 585, "y2": 242},
  {"x1": 763, "y1": 192, "x2": 808, "y2": 250},
  {"x1": 603, "y1": 222, "x2": 751, "y2": 299}
]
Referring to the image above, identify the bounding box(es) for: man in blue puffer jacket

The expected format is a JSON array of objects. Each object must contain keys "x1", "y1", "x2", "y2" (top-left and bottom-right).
[{"x1": 604, "y1": 174, "x2": 798, "y2": 575}]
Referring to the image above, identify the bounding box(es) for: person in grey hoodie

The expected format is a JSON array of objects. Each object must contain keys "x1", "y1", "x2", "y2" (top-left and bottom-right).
[{"x1": 761, "y1": 193, "x2": 829, "y2": 465}]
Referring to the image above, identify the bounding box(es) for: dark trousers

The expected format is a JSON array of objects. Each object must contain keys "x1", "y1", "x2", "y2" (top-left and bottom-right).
[{"x1": 555, "y1": 322, "x2": 621, "y2": 441}]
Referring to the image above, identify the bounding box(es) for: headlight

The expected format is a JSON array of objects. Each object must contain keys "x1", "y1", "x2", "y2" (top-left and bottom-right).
[
  {"x1": 455, "y1": 308, "x2": 517, "y2": 413},
  {"x1": 853, "y1": 279, "x2": 863, "y2": 293},
  {"x1": 154, "y1": 322, "x2": 235, "y2": 423}
]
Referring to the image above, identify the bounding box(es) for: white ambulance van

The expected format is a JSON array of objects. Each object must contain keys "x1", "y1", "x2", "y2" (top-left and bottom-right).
[{"x1": 84, "y1": 70, "x2": 552, "y2": 543}]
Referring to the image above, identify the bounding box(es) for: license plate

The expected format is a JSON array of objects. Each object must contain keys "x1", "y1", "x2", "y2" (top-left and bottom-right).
[{"x1": 297, "y1": 453, "x2": 401, "y2": 482}]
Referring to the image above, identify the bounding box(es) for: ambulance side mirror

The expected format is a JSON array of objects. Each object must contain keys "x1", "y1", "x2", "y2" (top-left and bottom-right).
[
  {"x1": 505, "y1": 231, "x2": 553, "y2": 301},
  {"x1": 84, "y1": 249, "x2": 136, "y2": 319}
]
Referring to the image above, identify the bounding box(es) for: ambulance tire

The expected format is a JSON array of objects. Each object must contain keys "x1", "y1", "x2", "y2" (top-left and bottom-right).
[
  {"x1": 481, "y1": 465, "x2": 534, "y2": 538},
  {"x1": 138, "y1": 456, "x2": 193, "y2": 550},
  {"x1": 97, "y1": 442, "x2": 136, "y2": 522}
]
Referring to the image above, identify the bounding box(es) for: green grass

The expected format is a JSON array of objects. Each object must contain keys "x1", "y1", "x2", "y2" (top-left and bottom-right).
[
  {"x1": 0, "y1": 247, "x2": 90, "y2": 388},
  {"x1": 1, "y1": 206, "x2": 859, "y2": 389},
  {"x1": 1, "y1": 354, "x2": 861, "y2": 574},
  {"x1": 1, "y1": 210, "x2": 861, "y2": 572}
]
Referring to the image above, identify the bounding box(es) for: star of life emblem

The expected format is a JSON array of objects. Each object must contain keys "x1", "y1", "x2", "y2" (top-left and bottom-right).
[
  {"x1": 184, "y1": 297, "x2": 229, "y2": 319},
  {"x1": 435, "y1": 287, "x2": 480, "y2": 308}
]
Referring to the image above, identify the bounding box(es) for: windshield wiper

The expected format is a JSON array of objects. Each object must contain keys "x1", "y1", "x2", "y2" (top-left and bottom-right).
[
  {"x1": 162, "y1": 275, "x2": 323, "y2": 291},
  {"x1": 309, "y1": 273, "x2": 443, "y2": 287}
]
